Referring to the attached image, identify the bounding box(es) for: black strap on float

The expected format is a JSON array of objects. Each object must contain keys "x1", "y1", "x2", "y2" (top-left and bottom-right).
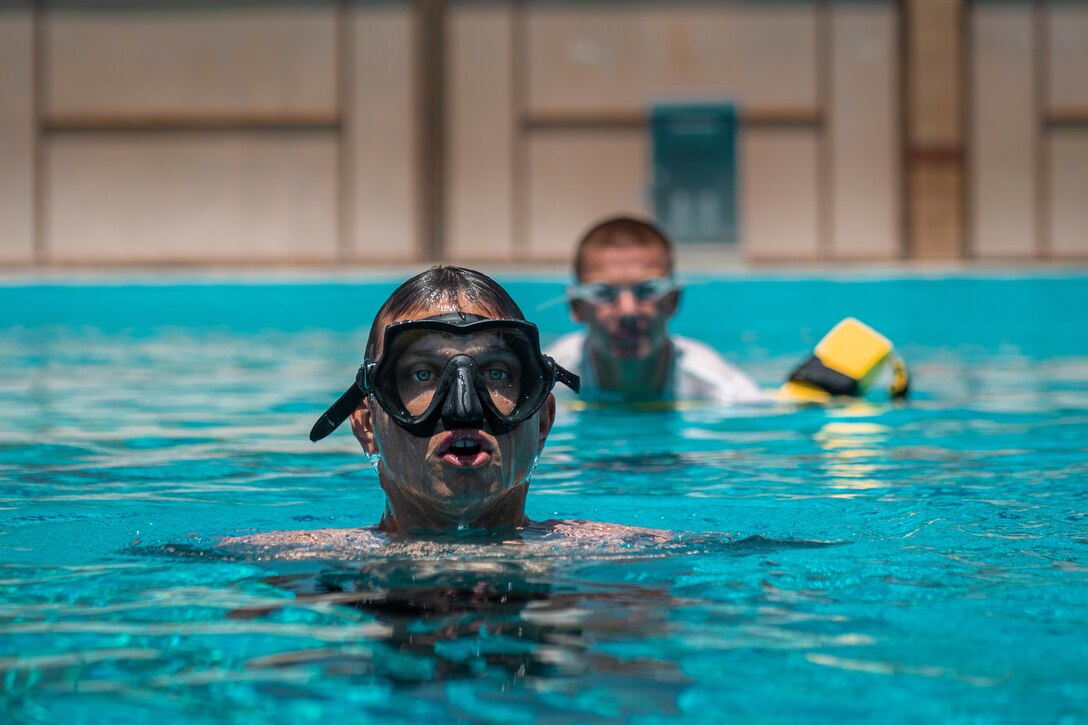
[
  {"x1": 786, "y1": 356, "x2": 860, "y2": 397},
  {"x1": 788, "y1": 353, "x2": 911, "y2": 400}
]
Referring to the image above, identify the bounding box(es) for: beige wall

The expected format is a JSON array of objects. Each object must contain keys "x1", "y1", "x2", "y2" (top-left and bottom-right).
[
  {"x1": 447, "y1": 4, "x2": 515, "y2": 262},
  {"x1": 23, "y1": 3, "x2": 421, "y2": 265},
  {"x1": 1047, "y1": 4, "x2": 1088, "y2": 110},
  {"x1": 1045, "y1": 4, "x2": 1088, "y2": 258},
  {"x1": 45, "y1": 8, "x2": 337, "y2": 119},
  {"x1": 525, "y1": 129, "x2": 648, "y2": 261},
  {"x1": 46, "y1": 132, "x2": 338, "y2": 263},
  {"x1": 1048, "y1": 131, "x2": 1088, "y2": 257},
  {"x1": 519, "y1": 2, "x2": 827, "y2": 261},
  {"x1": 965, "y1": 1, "x2": 1088, "y2": 260},
  {"x1": 524, "y1": 4, "x2": 818, "y2": 114},
  {"x1": 0, "y1": 11, "x2": 35, "y2": 263},
  {"x1": 346, "y1": 4, "x2": 419, "y2": 262},
  {"x1": 906, "y1": 0, "x2": 965, "y2": 260},
  {"x1": 742, "y1": 129, "x2": 821, "y2": 260},
  {"x1": 970, "y1": 3, "x2": 1038, "y2": 258},
  {"x1": 39, "y1": 5, "x2": 343, "y2": 264},
  {"x1": 2, "y1": 1, "x2": 1085, "y2": 267},
  {"x1": 829, "y1": 3, "x2": 900, "y2": 259}
]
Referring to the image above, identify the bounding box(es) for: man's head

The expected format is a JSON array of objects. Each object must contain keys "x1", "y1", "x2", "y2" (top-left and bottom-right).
[
  {"x1": 570, "y1": 216, "x2": 680, "y2": 366},
  {"x1": 341, "y1": 266, "x2": 567, "y2": 531}
]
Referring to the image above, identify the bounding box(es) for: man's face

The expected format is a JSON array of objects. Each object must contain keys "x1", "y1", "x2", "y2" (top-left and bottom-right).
[
  {"x1": 349, "y1": 301, "x2": 554, "y2": 528},
  {"x1": 573, "y1": 244, "x2": 678, "y2": 362}
]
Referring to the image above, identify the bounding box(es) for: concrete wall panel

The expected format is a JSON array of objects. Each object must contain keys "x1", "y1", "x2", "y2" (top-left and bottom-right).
[
  {"x1": 447, "y1": 5, "x2": 514, "y2": 261},
  {"x1": 525, "y1": 4, "x2": 817, "y2": 114},
  {"x1": 830, "y1": 2, "x2": 900, "y2": 259},
  {"x1": 970, "y1": 5, "x2": 1037, "y2": 258},
  {"x1": 346, "y1": 6, "x2": 419, "y2": 262},
  {"x1": 525, "y1": 129, "x2": 647, "y2": 262},
  {"x1": 742, "y1": 129, "x2": 820, "y2": 260},
  {"x1": 46, "y1": 7, "x2": 337, "y2": 117},
  {"x1": 46, "y1": 133, "x2": 338, "y2": 263},
  {"x1": 0, "y1": 12, "x2": 35, "y2": 263},
  {"x1": 1047, "y1": 4, "x2": 1088, "y2": 109},
  {"x1": 1048, "y1": 130, "x2": 1088, "y2": 257}
]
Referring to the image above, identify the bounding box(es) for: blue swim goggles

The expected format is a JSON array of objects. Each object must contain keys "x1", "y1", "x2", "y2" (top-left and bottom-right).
[
  {"x1": 567, "y1": 277, "x2": 678, "y2": 305},
  {"x1": 310, "y1": 313, "x2": 580, "y2": 441}
]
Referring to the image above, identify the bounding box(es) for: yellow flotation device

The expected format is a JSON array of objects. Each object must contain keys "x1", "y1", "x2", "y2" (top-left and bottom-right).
[{"x1": 778, "y1": 317, "x2": 910, "y2": 403}]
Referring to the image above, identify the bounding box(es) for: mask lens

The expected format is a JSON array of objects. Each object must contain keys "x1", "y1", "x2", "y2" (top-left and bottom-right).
[
  {"x1": 380, "y1": 327, "x2": 542, "y2": 421},
  {"x1": 391, "y1": 345, "x2": 442, "y2": 417},
  {"x1": 478, "y1": 348, "x2": 522, "y2": 415}
]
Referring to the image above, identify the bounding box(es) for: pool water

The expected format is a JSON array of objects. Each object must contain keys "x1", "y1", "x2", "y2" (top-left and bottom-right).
[{"x1": 1, "y1": 274, "x2": 1086, "y2": 722}]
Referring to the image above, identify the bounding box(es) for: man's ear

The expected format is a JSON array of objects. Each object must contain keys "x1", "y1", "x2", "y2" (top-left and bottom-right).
[
  {"x1": 570, "y1": 299, "x2": 586, "y2": 323},
  {"x1": 536, "y1": 394, "x2": 556, "y2": 454},
  {"x1": 662, "y1": 289, "x2": 681, "y2": 319},
  {"x1": 348, "y1": 398, "x2": 379, "y2": 455}
]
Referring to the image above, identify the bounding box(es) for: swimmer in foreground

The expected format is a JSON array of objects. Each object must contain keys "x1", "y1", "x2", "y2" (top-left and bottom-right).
[
  {"x1": 222, "y1": 266, "x2": 674, "y2": 556},
  {"x1": 546, "y1": 215, "x2": 768, "y2": 405}
]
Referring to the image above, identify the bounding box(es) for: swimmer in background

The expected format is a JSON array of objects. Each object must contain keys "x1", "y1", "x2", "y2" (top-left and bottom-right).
[
  {"x1": 547, "y1": 215, "x2": 768, "y2": 405},
  {"x1": 223, "y1": 266, "x2": 672, "y2": 556}
]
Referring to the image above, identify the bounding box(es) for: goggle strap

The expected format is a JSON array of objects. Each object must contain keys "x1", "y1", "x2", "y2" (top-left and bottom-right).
[{"x1": 309, "y1": 383, "x2": 366, "y2": 442}]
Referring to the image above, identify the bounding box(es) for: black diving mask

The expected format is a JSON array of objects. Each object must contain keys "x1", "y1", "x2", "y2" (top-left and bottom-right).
[{"x1": 310, "y1": 313, "x2": 580, "y2": 441}]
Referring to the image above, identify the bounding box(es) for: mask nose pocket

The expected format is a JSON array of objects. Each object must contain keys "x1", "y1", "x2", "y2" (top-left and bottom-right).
[{"x1": 440, "y1": 355, "x2": 485, "y2": 429}]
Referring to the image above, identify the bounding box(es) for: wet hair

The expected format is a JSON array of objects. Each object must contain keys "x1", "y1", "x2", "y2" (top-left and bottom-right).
[
  {"x1": 573, "y1": 215, "x2": 674, "y2": 281},
  {"x1": 365, "y1": 266, "x2": 525, "y2": 358}
]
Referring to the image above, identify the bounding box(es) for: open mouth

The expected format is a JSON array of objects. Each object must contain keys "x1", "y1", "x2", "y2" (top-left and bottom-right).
[
  {"x1": 611, "y1": 333, "x2": 646, "y2": 355},
  {"x1": 612, "y1": 319, "x2": 647, "y2": 354},
  {"x1": 436, "y1": 431, "x2": 494, "y2": 468}
]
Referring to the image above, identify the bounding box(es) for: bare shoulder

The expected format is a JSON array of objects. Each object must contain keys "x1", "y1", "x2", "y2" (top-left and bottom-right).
[
  {"x1": 529, "y1": 519, "x2": 677, "y2": 547},
  {"x1": 219, "y1": 527, "x2": 385, "y2": 558},
  {"x1": 216, "y1": 520, "x2": 681, "y2": 560}
]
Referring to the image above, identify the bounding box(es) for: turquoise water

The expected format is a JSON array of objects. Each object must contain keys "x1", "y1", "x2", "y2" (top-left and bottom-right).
[{"x1": 1, "y1": 274, "x2": 1086, "y2": 722}]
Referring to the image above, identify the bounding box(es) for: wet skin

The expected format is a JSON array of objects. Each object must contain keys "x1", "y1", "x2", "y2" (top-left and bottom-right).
[
  {"x1": 349, "y1": 299, "x2": 555, "y2": 532},
  {"x1": 571, "y1": 244, "x2": 680, "y2": 397}
]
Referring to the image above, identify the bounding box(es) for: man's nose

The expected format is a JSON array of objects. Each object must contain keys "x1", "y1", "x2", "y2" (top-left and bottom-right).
[{"x1": 614, "y1": 288, "x2": 640, "y2": 316}]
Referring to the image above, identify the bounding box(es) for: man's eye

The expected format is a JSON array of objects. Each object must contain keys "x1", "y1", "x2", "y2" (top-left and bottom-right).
[
  {"x1": 634, "y1": 279, "x2": 672, "y2": 300},
  {"x1": 486, "y1": 368, "x2": 509, "y2": 381},
  {"x1": 591, "y1": 285, "x2": 619, "y2": 303},
  {"x1": 410, "y1": 369, "x2": 434, "y2": 382}
]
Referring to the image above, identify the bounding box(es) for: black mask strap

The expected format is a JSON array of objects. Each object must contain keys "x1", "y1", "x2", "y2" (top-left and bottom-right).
[
  {"x1": 553, "y1": 361, "x2": 581, "y2": 394},
  {"x1": 309, "y1": 366, "x2": 368, "y2": 442}
]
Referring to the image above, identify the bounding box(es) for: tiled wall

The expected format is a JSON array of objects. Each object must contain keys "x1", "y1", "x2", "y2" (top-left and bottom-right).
[
  {"x1": 970, "y1": 2, "x2": 1038, "y2": 258},
  {"x1": 42, "y1": 5, "x2": 344, "y2": 263},
  {"x1": 1045, "y1": 3, "x2": 1088, "y2": 258},
  {"x1": 3, "y1": 2, "x2": 420, "y2": 266},
  {"x1": 446, "y1": 4, "x2": 515, "y2": 262},
  {"x1": 907, "y1": 0, "x2": 965, "y2": 260},
  {"x1": 970, "y1": 0, "x2": 1088, "y2": 259},
  {"x1": 514, "y1": 2, "x2": 831, "y2": 262},
  {"x1": 346, "y1": 6, "x2": 419, "y2": 262},
  {"x1": 0, "y1": 11, "x2": 34, "y2": 264},
  {"x1": 0, "y1": 1, "x2": 1084, "y2": 266}
]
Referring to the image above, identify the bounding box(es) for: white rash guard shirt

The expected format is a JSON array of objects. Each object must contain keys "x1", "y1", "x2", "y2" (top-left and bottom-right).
[{"x1": 546, "y1": 332, "x2": 769, "y2": 404}]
